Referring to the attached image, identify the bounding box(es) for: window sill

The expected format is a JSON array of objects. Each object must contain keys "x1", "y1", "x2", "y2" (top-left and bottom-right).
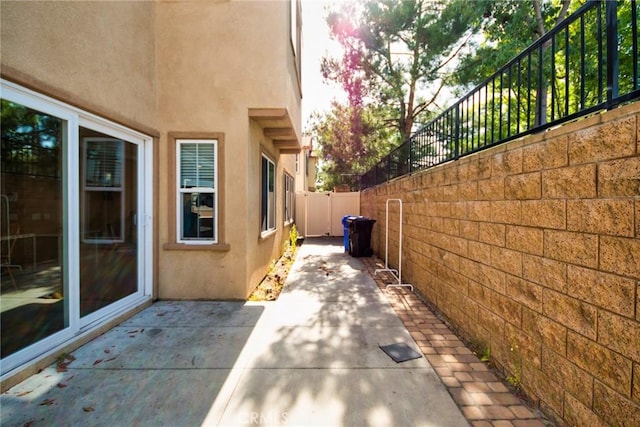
[
  {"x1": 163, "y1": 242, "x2": 231, "y2": 252},
  {"x1": 259, "y1": 229, "x2": 276, "y2": 241}
]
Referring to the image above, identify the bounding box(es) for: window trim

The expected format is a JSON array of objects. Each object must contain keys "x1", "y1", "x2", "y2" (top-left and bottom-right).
[
  {"x1": 165, "y1": 132, "x2": 228, "y2": 251},
  {"x1": 176, "y1": 139, "x2": 218, "y2": 245},
  {"x1": 261, "y1": 153, "x2": 276, "y2": 237}
]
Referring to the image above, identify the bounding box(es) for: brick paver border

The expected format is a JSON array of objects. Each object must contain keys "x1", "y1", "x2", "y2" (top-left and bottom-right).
[{"x1": 362, "y1": 256, "x2": 551, "y2": 427}]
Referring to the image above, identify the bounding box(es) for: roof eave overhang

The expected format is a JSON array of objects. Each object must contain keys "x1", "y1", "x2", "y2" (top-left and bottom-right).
[{"x1": 249, "y1": 108, "x2": 301, "y2": 153}]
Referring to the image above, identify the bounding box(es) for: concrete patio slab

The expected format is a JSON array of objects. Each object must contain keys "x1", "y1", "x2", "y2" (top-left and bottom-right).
[
  {"x1": 3, "y1": 367, "x2": 231, "y2": 427},
  {"x1": 1, "y1": 237, "x2": 468, "y2": 427},
  {"x1": 67, "y1": 325, "x2": 256, "y2": 370},
  {"x1": 213, "y1": 368, "x2": 464, "y2": 427},
  {"x1": 238, "y1": 323, "x2": 429, "y2": 369},
  {"x1": 258, "y1": 298, "x2": 402, "y2": 327},
  {"x1": 120, "y1": 301, "x2": 267, "y2": 328}
]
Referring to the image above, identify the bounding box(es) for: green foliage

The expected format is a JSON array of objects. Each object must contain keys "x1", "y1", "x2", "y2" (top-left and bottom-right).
[
  {"x1": 480, "y1": 346, "x2": 492, "y2": 363},
  {"x1": 506, "y1": 374, "x2": 521, "y2": 390},
  {"x1": 308, "y1": 101, "x2": 396, "y2": 191},
  {"x1": 1, "y1": 99, "x2": 62, "y2": 178},
  {"x1": 471, "y1": 339, "x2": 492, "y2": 364},
  {"x1": 506, "y1": 338, "x2": 523, "y2": 391},
  {"x1": 289, "y1": 224, "x2": 299, "y2": 252},
  {"x1": 313, "y1": 0, "x2": 480, "y2": 184},
  {"x1": 452, "y1": 0, "x2": 575, "y2": 87},
  {"x1": 323, "y1": 0, "x2": 478, "y2": 143},
  {"x1": 249, "y1": 227, "x2": 299, "y2": 302},
  {"x1": 448, "y1": 0, "x2": 638, "y2": 148}
]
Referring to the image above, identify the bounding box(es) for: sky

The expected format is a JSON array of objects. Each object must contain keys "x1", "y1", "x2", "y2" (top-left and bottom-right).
[{"x1": 300, "y1": 0, "x2": 346, "y2": 130}]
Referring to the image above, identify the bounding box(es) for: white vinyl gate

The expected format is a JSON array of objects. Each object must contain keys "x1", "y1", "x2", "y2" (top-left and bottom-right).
[{"x1": 295, "y1": 192, "x2": 360, "y2": 237}]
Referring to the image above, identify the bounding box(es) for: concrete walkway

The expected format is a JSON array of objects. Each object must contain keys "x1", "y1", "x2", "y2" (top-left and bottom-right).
[
  {"x1": 3, "y1": 238, "x2": 478, "y2": 426},
  {"x1": 360, "y1": 258, "x2": 548, "y2": 427}
]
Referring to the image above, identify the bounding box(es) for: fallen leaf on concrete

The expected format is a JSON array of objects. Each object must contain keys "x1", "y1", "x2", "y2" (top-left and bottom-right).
[
  {"x1": 56, "y1": 383, "x2": 67, "y2": 388},
  {"x1": 56, "y1": 354, "x2": 76, "y2": 372},
  {"x1": 83, "y1": 406, "x2": 95, "y2": 412}
]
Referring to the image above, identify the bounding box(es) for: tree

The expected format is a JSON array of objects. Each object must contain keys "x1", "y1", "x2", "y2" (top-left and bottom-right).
[
  {"x1": 1, "y1": 100, "x2": 62, "y2": 178},
  {"x1": 309, "y1": 101, "x2": 393, "y2": 191},
  {"x1": 452, "y1": 0, "x2": 574, "y2": 126},
  {"x1": 322, "y1": 0, "x2": 479, "y2": 144}
]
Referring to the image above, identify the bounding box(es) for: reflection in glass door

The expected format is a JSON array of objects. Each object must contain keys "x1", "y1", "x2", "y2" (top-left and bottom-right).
[
  {"x1": 79, "y1": 128, "x2": 138, "y2": 317},
  {"x1": 1, "y1": 81, "x2": 151, "y2": 376},
  {"x1": 0, "y1": 100, "x2": 67, "y2": 358}
]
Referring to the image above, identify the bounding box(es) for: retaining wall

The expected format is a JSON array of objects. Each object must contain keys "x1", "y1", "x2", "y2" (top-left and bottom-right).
[{"x1": 361, "y1": 102, "x2": 640, "y2": 425}]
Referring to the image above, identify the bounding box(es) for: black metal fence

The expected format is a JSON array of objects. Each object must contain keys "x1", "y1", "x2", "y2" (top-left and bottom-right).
[{"x1": 361, "y1": 0, "x2": 639, "y2": 189}]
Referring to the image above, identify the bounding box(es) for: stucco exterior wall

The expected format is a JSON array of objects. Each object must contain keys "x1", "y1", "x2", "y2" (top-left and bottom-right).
[
  {"x1": 361, "y1": 103, "x2": 640, "y2": 425},
  {"x1": 1, "y1": 0, "x2": 301, "y2": 301},
  {"x1": 155, "y1": 0, "x2": 301, "y2": 299},
  {"x1": 0, "y1": 0, "x2": 156, "y2": 129},
  {"x1": 245, "y1": 121, "x2": 298, "y2": 298},
  {"x1": 0, "y1": 0, "x2": 301, "y2": 385}
]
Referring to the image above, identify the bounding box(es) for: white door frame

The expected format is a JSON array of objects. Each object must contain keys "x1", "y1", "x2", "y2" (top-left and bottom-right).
[{"x1": 0, "y1": 79, "x2": 153, "y2": 378}]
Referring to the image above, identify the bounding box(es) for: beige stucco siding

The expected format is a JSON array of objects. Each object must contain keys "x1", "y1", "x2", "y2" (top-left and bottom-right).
[
  {"x1": 0, "y1": 0, "x2": 156, "y2": 128},
  {"x1": 244, "y1": 122, "x2": 299, "y2": 298},
  {"x1": 155, "y1": 0, "x2": 301, "y2": 299},
  {"x1": 1, "y1": 0, "x2": 301, "y2": 301}
]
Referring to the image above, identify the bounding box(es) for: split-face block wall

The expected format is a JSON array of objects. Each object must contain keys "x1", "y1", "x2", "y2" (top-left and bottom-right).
[{"x1": 361, "y1": 102, "x2": 640, "y2": 425}]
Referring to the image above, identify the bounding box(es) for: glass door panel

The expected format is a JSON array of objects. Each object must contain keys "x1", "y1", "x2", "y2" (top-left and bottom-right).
[
  {"x1": 79, "y1": 128, "x2": 138, "y2": 317},
  {"x1": 0, "y1": 100, "x2": 67, "y2": 358}
]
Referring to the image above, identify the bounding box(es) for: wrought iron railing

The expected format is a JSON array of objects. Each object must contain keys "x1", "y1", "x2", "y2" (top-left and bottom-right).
[{"x1": 361, "y1": 0, "x2": 639, "y2": 189}]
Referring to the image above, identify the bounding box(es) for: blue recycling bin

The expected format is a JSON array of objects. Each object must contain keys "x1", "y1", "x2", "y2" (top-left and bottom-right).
[{"x1": 341, "y1": 215, "x2": 359, "y2": 252}]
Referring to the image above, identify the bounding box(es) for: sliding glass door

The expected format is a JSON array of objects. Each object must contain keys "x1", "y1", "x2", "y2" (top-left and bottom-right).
[
  {"x1": 0, "y1": 80, "x2": 152, "y2": 375},
  {"x1": 0, "y1": 99, "x2": 68, "y2": 359},
  {"x1": 79, "y1": 129, "x2": 139, "y2": 319}
]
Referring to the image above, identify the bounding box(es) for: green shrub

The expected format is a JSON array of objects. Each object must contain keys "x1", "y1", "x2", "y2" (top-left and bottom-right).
[{"x1": 289, "y1": 224, "x2": 299, "y2": 252}]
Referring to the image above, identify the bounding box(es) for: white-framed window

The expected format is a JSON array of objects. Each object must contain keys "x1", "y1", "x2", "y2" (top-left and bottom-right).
[
  {"x1": 284, "y1": 172, "x2": 295, "y2": 224},
  {"x1": 177, "y1": 139, "x2": 218, "y2": 244},
  {"x1": 82, "y1": 137, "x2": 124, "y2": 244},
  {"x1": 261, "y1": 154, "x2": 276, "y2": 234}
]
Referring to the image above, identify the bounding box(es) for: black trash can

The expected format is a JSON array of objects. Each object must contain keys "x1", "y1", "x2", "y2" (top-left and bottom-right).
[{"x1": 347, "y1": 217, "x2": 376, "y2": 257}]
